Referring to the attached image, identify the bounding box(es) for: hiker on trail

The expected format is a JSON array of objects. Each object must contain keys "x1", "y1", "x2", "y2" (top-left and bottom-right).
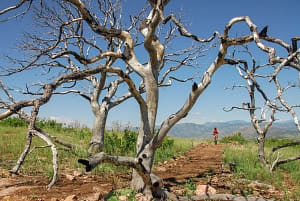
[{"x1": 212, "y1": 127, "x2": 219, "y2": 145}]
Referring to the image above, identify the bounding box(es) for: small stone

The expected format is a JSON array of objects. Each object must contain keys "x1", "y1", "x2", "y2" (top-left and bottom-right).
[
  {"x1": 73, "y1": 169, "x2": 83, "y2": 177},
  {"x1": 195, "y1": 184, "x2": 216, "y2": 195},
  {"x1": 155, "y1": 166, "x2": 167, "y2": 172},
  {"x1": 118, "y1": 195, "x2": 128, "y2": 201},
  {"x1": 64, "y1": 195, "x2": 78, "y2": 201},
  {"x1": 85, "y1": 192, "x2": 102, "y2": 201},
  {"x1": 65, "y1": 174, "x2": 76, "y2": 181}
]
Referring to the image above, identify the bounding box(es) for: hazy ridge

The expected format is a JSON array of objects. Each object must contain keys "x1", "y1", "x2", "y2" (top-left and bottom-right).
[{"x1": 169, "y1": 120, "x2": 300, "y2": 139}]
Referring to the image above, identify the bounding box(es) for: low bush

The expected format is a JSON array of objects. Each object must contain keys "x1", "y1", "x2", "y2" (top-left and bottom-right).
[
  {"x1": 0, "y1": 117, "x2": 27, "y2": 127},
  {"x1": 220, "y1": 132, "x2": 248, "y2": 144}
]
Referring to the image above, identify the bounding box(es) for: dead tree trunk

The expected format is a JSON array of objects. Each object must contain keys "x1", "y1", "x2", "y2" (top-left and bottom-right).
[
  {"x1": 257, "y1": 131, "x2": 268, "y2": 165},
  {"x1": 89, "y1": 107, "x2": 107, "y2": 154},
  {"x1": 10, "y1": 132, "x2": 33, "y2": 174}
]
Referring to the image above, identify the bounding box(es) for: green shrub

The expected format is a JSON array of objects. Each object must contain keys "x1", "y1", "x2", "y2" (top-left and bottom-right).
[
  {"x1": 220, "y1": 132, "x2": 248, "y2": 144},
  {"x1": 184, "y1": 178, "x2": 196, "y2": 197},
  {"x1": 36, "y1": 119, "x2": 64, "y2": 132},
  {"x1": 106, "y1": 188, "x2": 136, "y2": 201},
  {"x1": 104, "y1": 130, "x2": 137, "y2": 156},
  {"x1": 0, "y1": 122, "x2": 185, "y2": 177},
  {"x1": 0, "y1": 117, "x2": 27, "y2": 127},
  {"x1": 154, "y1": 136, "x2": 175, "y2": 162},
  {"x1": 103, "y1": 130, "x2": 177, "y2": 163}
]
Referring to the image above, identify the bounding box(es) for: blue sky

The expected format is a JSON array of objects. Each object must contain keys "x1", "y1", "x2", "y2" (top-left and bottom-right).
[{"x1": 0, "y1": 0, "x2": 299, "y2": 128}]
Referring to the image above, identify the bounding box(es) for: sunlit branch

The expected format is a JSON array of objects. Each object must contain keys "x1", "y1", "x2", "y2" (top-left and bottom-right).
[{"x1": 0, "y1": 0, "x2": 33, "y2": 22}]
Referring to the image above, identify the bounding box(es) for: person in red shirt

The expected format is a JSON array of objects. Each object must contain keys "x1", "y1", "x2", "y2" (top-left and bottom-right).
[{"x1": 212, "y1": 127, "x2": 219, "y2": 145}]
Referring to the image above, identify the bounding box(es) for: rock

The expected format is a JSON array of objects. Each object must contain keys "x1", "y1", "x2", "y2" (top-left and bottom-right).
[
  {"x1": 135, "y1": 193, "x2": 152, "y2": 201},
  {"x1": 85, "y1": 192, "x2": 102, "y2": 201},
  {"x1": 247, "y1": 180, "x2": 274, "y2": 191},
  {"x1": 190, "y1": 194, "x2": 275, "y2": 201},
  {"x1": 65, "y1": 174, "x2": 76, "y2": 181},
  {"x1": 118, "y1": 195, "x2": 128, "y2": 201},
  {"x1": 64, "y1": 195, "x2": 78, "y2": 201},
  {"x1": 155, "y1": 166, "x2": 167, "y2": 172},
  {"x1": 211, "y1": 176, "x2": 218, "y2": 184},
  {"x1": 195, "y1": 184, "x2": 216, "y2": 195},
  {"x1": 2, "y1": 196, "x2": 11, "y2": 201},
  {"x1": 73, "y1": 169, "x2": 83, "y2": 177}
]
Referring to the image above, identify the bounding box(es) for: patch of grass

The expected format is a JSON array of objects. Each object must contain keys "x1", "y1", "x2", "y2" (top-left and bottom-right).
[
  {"x1": 220, "y1": 132, "x2": 248, "y2": 145},
  {"x1": 224, "y1": 143, "x2": 275, "y2": 181},
  {"x1": 0, "y1": 119, "x2": 197, "y2": 178},
  {"x1": 223, "y1": 138, "x2": 300, "y2": 198},
  {"x1": 183, "y1": 178, "x2": 196, "y2": 197},
  {"x1": 106, "y1": 188, "x2": 136, "y2": 201}
]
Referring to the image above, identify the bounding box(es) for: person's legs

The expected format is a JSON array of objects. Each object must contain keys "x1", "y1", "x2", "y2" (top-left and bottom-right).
[{"x1": 214, "y1": 135, "x2": 218, "y2": 145}]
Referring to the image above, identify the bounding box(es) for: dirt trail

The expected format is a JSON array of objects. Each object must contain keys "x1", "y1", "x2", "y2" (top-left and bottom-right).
[
  {"x1": 0, "y1": 143, "x2": 278, "y2": 200},
  {"x1": 154, "y1": 143, "x2": 223, "y2": 181},
  {"x1": 153, "y1": 143, "x2": 227, "y2": 195}
]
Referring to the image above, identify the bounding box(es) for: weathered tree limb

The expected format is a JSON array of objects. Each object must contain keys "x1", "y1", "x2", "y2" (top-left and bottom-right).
[
  {"x1": 270, "y1": 154, "x2": 300, "y2": 172},
  {"x1": 7, "y1": 100, "x2": 59, "y2": 189},
  {"x1": 272, "y1": 141, "x2": 300, "y2": 152},
  {"x1": 163, "y1": 14, "x2": 218, "y2": 43},
  {"x1": 78, "y1": 152, "x2": 137, "y2": 172},
  {"x1": 0, "y1": 0, "x2": 32, "y2": 21},
  {"x1": 9, "y1": 131, "x2": 33, "y2": 174},
  {"x1": 31, "y1": 129, "x2": 58, "y2": 189},
  {"x1": 273, "y1": 77, "x2": 300, "y2": 132},
  {"x1": 0, "y1": 65, "x2": 110, "y2": 119},
  {"x1": 78, "y1": 151, "x2": 164, "y2": 198}
]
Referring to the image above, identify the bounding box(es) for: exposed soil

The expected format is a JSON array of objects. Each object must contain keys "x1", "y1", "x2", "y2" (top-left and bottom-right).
[{"x1": 0, "y1": 143, "x2": 284, "y2": 200}]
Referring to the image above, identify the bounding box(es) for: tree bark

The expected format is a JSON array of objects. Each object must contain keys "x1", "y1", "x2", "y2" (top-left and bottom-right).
[
  {"x1": 10, "y1": 132, "x2": 33, "y2": 174},
  {"x1": 257, "y1": 132, "x2": 267, "y2": 165},
  {"x1": 88, "y1": 107, "x2": 107, "y2": 154}
]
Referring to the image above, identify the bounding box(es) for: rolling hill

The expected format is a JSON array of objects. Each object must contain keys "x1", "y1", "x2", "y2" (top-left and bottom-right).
[{"x1": 169, "y1": 120, "x2": 300, "y2": 139}]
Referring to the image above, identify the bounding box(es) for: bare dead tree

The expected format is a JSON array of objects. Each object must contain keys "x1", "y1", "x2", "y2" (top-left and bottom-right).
[
  {"x1": 224, "y1": 39, "x2": 300, "y2": 169},
  {"x1": 1, "y1": 0, "x2": 300, "y2": 199},
  {"x1": 267, "y1": 76, "x2": 300, "y2": 171},
  {"x1": 0, "y1": 65, "x2": 113, "y2": 188},
  {"x1": 223, "y1": 56, "x2": 277, "y2": 166},
  {"x1": 8, "y1": 0, "x2": 204, "y2": 157},
  {"x1": 75, "y1": 7, "x2": 300, "y2": 197}
]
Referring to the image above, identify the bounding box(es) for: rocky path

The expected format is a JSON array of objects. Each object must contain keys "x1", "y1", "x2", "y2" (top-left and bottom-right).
[
  {"x1": 154, "y1": 143, "x2": 223, "y2": 180},
  {"x1": 0, "y1": 143, "x2": 279, "y2": 200}
]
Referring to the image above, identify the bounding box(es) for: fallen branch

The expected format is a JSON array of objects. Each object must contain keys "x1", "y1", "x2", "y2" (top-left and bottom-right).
[
  {"x1": 29, "y1": 145, "x2": 51, "y2": 154},
  {"x1": 78, "y1": 152, "x2": 165, "y2": 198},
  {"x1": 272, "y1": 141, "x2": 300, "y2": 152},
  {"x1": 270, "y1": 154, "x2": 300, "y2": 172},
  {"x1": 32, "y1": 129, "x2": 58, "y2": 189},
  {"x1": 9, "y1": 132, "x2": 33, "y2": 174}
]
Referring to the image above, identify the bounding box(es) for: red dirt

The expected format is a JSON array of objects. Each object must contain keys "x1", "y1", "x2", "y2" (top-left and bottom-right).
[{"x1": 0, "y1": 143, "x2": 286, "y2": 200}]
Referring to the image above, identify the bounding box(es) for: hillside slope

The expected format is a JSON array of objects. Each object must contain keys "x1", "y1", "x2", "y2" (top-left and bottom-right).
[{"x1": 169, "y1": 120, "x2": 299, "y2": 138}]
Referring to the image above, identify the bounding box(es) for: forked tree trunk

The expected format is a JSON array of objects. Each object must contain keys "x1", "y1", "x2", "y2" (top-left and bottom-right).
[
  {"x1": 130, "y1": 142, "x2": 164, "y2": 199},
  {"x1": 131, "y1": 128, "x2": 155, "y2": 195}
]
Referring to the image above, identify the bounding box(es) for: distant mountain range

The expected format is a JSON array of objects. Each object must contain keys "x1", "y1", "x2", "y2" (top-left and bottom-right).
[{"x1": 169, "y1": 120, "x2": 300, "y2": 139}]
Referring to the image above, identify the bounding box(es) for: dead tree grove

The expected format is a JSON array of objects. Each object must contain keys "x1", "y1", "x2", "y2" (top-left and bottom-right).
[{"x1": 0, "y1": 0, "x2": 299, "y2": 199}]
